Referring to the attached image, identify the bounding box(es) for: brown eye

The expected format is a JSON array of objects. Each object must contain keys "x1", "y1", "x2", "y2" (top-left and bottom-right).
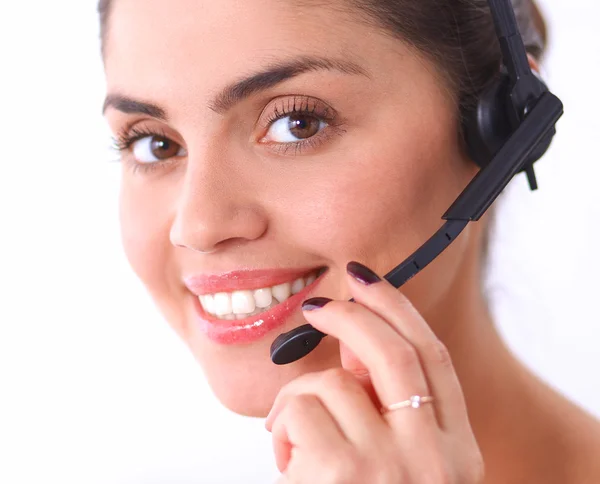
[
  {"x1": 265, "y1": 114, "x2": 328, "y2": 144},
  {"x1": 132, "y1": 135, "x2": 187, "y2": 163},
  {"x1": 150, "y1": 136, "x2": 181, "y2": 159},
  {"x1": 288, "y1": 115, "x2": 321, "y2": 139}
]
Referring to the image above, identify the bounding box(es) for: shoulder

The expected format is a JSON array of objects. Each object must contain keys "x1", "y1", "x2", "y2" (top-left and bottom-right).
[{"x1": 563, "y1": 406, "x2": 600, "y2": 483}]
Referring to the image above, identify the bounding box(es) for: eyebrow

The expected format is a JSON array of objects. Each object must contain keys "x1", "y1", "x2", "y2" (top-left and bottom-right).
[{"x1": 102, "y1": 55, "x2": 370, "y2": 118}]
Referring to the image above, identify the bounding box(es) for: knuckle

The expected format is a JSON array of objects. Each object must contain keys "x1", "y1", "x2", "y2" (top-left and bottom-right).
[
  {"x1": 284, "y1": 393, "x2": 319, "y2": 419},
  {"x1": 320, "y1": 368, "x2": 358, "y2": 392},
  {"x1": 379, "y1": 341, "x2": 420, "y2": 373},
  {"x1": 425, "y1": 340, "x2": 453, "y2": 368}
]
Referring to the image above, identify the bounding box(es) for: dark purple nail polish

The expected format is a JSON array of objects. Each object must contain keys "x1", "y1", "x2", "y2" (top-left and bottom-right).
[
  {"x1": 347, "y1": 261, "x2": 382, "y2": 285},
  {"x1": 302, "y1": 297, "x2": 333, "y2": 311}
]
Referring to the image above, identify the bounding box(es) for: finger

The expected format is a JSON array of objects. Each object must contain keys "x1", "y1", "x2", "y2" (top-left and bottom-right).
[
  {"x1": 338, "y1": 341, "x2": 381, "y2": 407},
  {"x1": 345, "y1": 261, "x2": 470, "y2": 433},
  {"x1": 302, "y1": 298, "x2": 438, "y2": 433},
  {"x1": 266, "y1": 369, "x2": 388, "y2": 445},
  {"x1": 271, "y1": 393, "x2": 351, "y2": 473}
]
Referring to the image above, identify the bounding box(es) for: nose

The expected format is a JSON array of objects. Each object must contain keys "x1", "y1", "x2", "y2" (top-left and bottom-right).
[{"x1": 169, "y1": 150, "x2": 268, "y2": 254}]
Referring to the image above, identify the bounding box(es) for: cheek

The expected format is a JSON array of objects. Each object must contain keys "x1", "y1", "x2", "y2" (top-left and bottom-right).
[
  {"x1": 286, "y1": 139, "x2": 453, "y2": 258},
  {"x1": 276, "y1": 115, "x2": 474, "y2": 312},
  {"x1": 118, "y1": 177, "x2": 185, "y2": 331},
  {"x1": 120, "y1": 180, "x2": 160, "y2": 281}
]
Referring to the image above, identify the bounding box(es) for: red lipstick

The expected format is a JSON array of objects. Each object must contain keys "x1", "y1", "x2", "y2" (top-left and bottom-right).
[
  {"x1": 187, "y1": 267, "x2": 326, "y2": 345},
  {"x1": 184, "y1": 267, "x2": 320, "y2": 296}
]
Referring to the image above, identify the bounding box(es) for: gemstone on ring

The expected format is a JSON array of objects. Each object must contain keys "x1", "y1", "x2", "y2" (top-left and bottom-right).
[{"x1": 382, "y1": 395, "x2": 434, "y2": 414}]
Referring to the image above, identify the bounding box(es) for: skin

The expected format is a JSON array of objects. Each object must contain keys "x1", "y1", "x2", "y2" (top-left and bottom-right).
[{"x1": 101, "y1": 0, "x2": 600, "y2": 482}]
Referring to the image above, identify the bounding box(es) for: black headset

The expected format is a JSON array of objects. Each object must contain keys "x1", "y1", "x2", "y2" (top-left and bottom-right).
[{"x1": 270, "y1": 0, "x2": 564, "y2": 365}]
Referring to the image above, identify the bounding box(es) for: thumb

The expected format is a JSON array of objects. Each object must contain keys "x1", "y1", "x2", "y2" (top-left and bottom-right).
[{"x1": 339, "y1": 341, "x2": 381, "y2": 409}]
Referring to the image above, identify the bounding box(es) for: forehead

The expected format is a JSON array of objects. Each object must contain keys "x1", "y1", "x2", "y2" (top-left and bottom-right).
[
  {"x1": 101, "y1": 0, "x2": 449, "y2": 127},
  {"x1": 104, "y1": 0, "x2": 370, "y2": 86}
]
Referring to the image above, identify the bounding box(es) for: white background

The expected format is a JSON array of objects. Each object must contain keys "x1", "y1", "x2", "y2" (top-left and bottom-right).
[{"x1": 0, "y1": 1, "x2": 598, "y2": 483}]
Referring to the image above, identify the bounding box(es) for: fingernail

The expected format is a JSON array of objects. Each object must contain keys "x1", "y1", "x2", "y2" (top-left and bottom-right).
[
  {"x1": 346, "y1": 261, "x2": 382, "y2": 285},
  {"x1": 302, "y1": 297, "x2": 333, "y2": 311}
]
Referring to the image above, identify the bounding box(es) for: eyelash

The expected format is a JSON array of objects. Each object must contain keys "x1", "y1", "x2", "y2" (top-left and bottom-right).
[
  {"x1": 111, "y1": 125, "x2": 176, "y2": 174},
  {"x1": 111, "y1": 96, "x2": 341, "y2": 174},
  {"x1": 258, "y1": 96, "x2": 339, "y2": 155}
]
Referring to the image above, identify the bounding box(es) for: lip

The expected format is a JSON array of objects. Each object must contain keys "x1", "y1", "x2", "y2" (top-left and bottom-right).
[
  {"x1": 184, "y1": 266, "x2": 323, "y2": 296},
  {"x1": 191, "y1": 269, "x2": 326, "y2": 345}
]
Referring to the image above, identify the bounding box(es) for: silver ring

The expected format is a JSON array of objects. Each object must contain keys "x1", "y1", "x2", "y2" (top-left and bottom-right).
[{"x1": 381, "y1": 395, "x2": 434, "y2": 413}]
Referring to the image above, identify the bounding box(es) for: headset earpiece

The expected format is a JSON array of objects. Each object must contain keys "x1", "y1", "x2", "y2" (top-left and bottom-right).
[
  {"x1": 462, "y1": 67, "x2": 556, "y2": 180},
  {"x1": 462, "y1": 71, "x2": 513, "y2": 169}
]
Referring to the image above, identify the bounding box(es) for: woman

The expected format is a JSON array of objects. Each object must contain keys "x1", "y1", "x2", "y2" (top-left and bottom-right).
[{"x1": 98, "y1": 0, "x2": 600, "y2": 481}]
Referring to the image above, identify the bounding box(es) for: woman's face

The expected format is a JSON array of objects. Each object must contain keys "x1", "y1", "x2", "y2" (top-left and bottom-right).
[{"x1": 103, "y1": 0, "x2": 480, "y2": 416}]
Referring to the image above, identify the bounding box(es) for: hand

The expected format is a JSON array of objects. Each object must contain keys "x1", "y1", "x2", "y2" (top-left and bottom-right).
[{"x1": 265, "y1": 261, "x2": 485, "y2": 484}]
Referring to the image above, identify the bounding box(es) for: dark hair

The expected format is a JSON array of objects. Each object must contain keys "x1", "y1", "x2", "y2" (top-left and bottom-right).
[{"x1": 97, "y1": 0, "x2": 547, "y2": 117}]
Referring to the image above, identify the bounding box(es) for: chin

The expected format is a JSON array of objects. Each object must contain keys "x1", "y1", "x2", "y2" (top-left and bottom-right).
[{"x1": 187, "y1": 332, "x2": 342, "y2": 418}]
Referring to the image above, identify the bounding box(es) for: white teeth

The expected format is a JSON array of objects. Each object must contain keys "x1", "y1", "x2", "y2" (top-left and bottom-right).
[
  {"x1": 231, "y1": 290, "x2": 256, "y2": 315},
  {"x1": 198, "y1": 269, "x2": 324, "y2": 319},
  {"x1": 271, "y1": 282, "x2": 292, "y2": 303},
  {"x1": 253, "y1": 288, "x2": 273, "y2": 308},
  {"x1": 291, "y1": 277, "x2": 305, "y2": 295},
  {"x1": 200, "y1": 294, "x2": 215, "y2": 314},
  {"x1": 213, "y1": 292, "x2": 232, "y2": 316}
]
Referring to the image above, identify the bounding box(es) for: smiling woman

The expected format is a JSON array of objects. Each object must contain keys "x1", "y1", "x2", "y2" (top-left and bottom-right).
[{"x1": 97, "y1": 0, "x2": 600, "y2": 482}]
